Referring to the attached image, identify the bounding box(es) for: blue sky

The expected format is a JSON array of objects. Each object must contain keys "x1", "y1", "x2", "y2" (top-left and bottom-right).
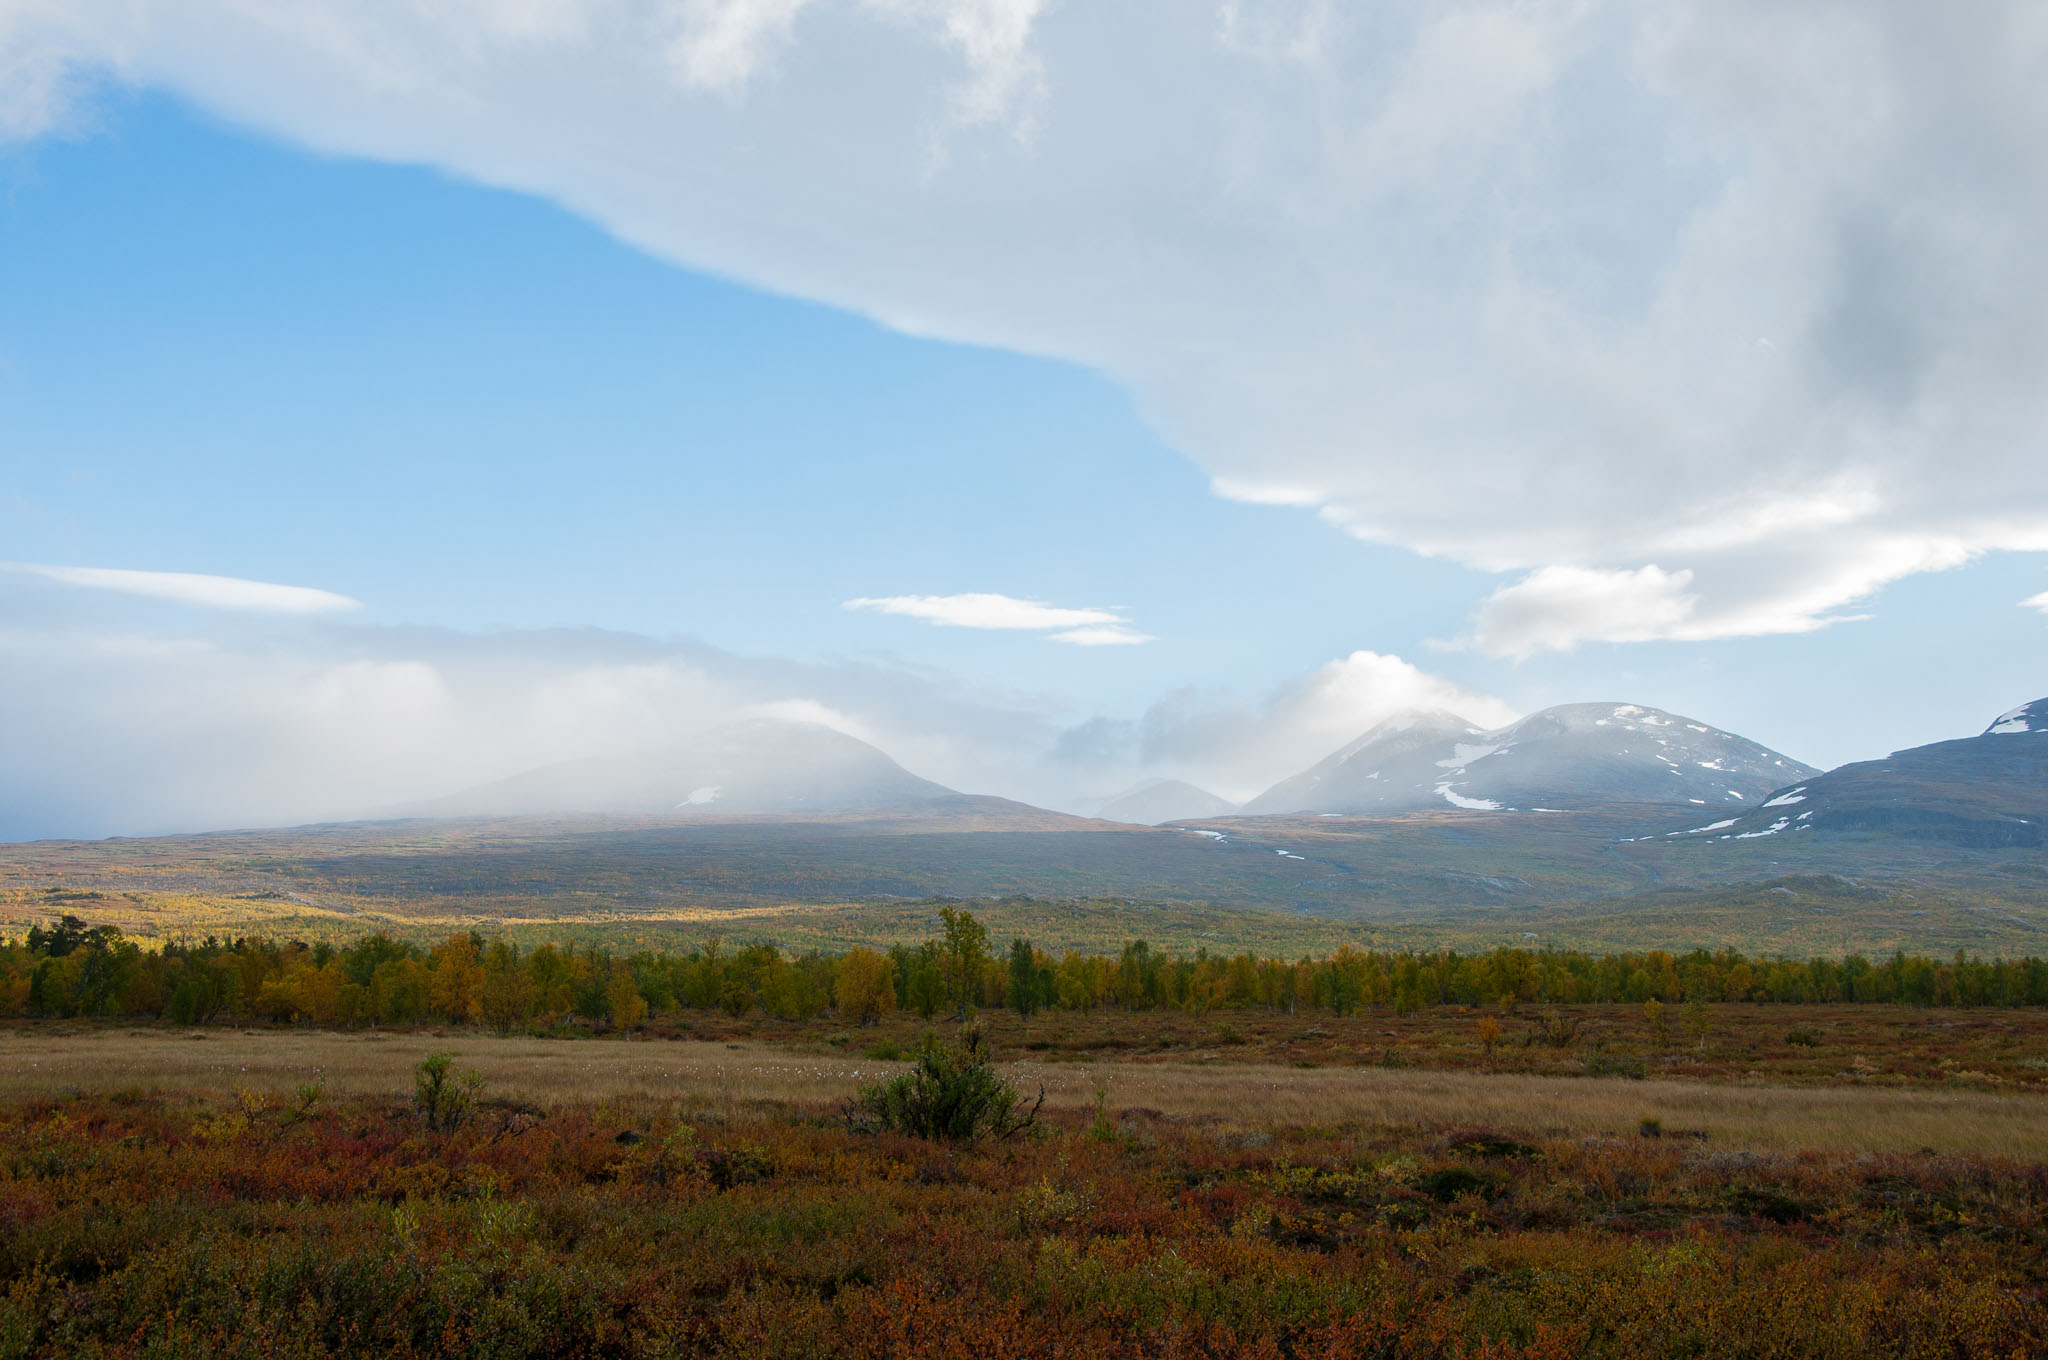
[{"x1": 2, "y1": 4, "x2": 2046, "y2": 837}]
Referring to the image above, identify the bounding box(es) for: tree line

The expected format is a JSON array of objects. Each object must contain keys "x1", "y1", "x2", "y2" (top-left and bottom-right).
[{"x1": 6, "y1": 910, "x2": 2047, "y2": 1029}]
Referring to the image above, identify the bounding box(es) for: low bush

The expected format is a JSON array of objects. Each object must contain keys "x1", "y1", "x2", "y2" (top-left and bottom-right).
[
  {"x1": 0, "y1": 1087, "x2": 2042, "y2": 1357},
  {"x1": 856, "y1": 1026, "x2": 1042, "y2": 1141},
  {"x1": 1585, "y1": 1054, "x2": 1647, "y2": 1080},
  {"x1": 411, "y1": 1053, "x2": 482, "y2": 1132}
]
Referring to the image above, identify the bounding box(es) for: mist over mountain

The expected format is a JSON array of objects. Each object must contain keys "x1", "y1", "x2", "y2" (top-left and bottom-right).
[
  {"x1": 1699, "y1": 698, "x2": 2048, "y2": 849},
  {"x1": 413, "y1": 720, "x2": 958, "y2": 819},
  {"x1": 1244, "y1": 704, "x2": 1815, "y2": 816},
  {"x1": 1095, "y1": 779, "x2": 1236, "y2": 826}
]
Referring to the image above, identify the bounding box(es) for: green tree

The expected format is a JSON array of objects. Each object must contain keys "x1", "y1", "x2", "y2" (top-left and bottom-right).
[
  {"x1": 1683, "y1": 999, "x2": 1713, "y2": 1052},
  {"x1": 938, "y1": 907, "x2": 990, "y2": 1022},
  {"x1": 1007, "y1": 938, "x2": 1039, "y2": 1018}
]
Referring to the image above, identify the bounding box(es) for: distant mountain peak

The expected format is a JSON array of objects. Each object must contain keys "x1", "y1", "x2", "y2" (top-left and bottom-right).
[
  {"x1": 1244, "y1": 701, "x2": 1813, "y2": 816},
  {"x1": 1331, "y1": 710, "x2": 1482, "y2": 764},
  {"x1": 1707, "y1": 694, "x2": 2048, "y2": 848},
  {"x1": 1985, "y1": 698, "x2": 2048, "y2": 736},
  {"x1": 413, "y1": 718, "x2": 958, "y2": 819},
  {"x1": 1096, "y1": 778, "x2": 1237, "y2": 826}
]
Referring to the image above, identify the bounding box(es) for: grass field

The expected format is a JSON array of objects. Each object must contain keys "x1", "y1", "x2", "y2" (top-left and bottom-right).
[
  {"x1": 1, "y1": 1019, "x2": 2044, "y2": 1357},
  {"x1": 6, "y1": 1026, "x2": 2047, "y2": 1157}
]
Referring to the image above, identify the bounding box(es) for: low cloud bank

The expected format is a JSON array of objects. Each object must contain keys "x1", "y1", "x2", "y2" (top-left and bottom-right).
[{"x1": 0, "y1": 597, "x2": 1505, "y2": 839}]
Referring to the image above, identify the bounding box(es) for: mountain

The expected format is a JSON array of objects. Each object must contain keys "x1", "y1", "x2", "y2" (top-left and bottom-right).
[
  {"x1": 1243, "y1": 703, "x2": 1816, "y2": 815},
  {"x1": 416, "y1": 719, "x2": 960, "y2": 818},
  {"x1": 1699, "y1": 697, "x2": 2048, "y2": 848},
  {"x1": 1096, "y1": 779, "x2": 1237, "y2": 825}
]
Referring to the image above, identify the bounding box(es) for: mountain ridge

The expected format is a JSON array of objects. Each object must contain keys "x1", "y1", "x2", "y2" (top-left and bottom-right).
[
  {"x1": 1096, "y1": 779, "x2": 1237, "y2": 826},
  {"x1": 1701, "y1": 696, "x2": 2048, "y2": 849},
  {"x1": 408, "y1": 718, "x2": 960, "y2": 819},
  {"x1": 1244, "y1": 703, "x2": 1815, "y2": 816}
]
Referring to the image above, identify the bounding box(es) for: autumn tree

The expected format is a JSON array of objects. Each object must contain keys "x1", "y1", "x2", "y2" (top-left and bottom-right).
[
  {"x1": 478, "y1": 942, "x2": 537, "y2": 1035},
  {"x1": 604, "y1": 960, "x2": 648, "y2": 1030},
  {"x1": 427, "y1": 935, "x2": 484, "y2": 1024},
  {"x1": 835, "y1": 946, "x2": 896, "y2": 1026}
]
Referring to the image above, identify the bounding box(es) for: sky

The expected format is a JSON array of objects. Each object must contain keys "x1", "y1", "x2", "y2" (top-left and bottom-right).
[{"x1": 2, "y1": 0, "x2": 2046, "y2": 839}]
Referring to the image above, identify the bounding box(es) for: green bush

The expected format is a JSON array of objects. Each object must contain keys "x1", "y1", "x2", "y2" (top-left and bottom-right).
[
  {"x1": 412, "y1": 1053, "x2": 482, "y2": 1132},
  {"x1": 856, "y1": 1026, "x2": 1041, "y2": 1141},
  {"x1": 1584, "y1": 1054, "x2": 1647, "y2": 1080}
]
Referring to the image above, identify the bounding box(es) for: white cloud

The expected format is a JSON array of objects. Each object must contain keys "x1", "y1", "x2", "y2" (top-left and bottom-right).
[
  {"x1": 1465, "y1": 533, "x2": 1984, "y2": 656},
  {"x1": 8, "y1": 563, "x2": 361, "y2": 614},
  {"x1": 1470, "y1": 564, "x2": 1701, "y2": 659},
  {"x1": 741, "y1": 696, "x2": 877, "y2": 741},
  {"x1": 2025, "y1": 590, "x2": 2048, "y2": 616},
  {"x1": 0, "y1": 614, "x2": 1080, "y2": 838},
  {"x1": 1050, "y1": 625, "x2": 1153, "y2": 647},
  {"x1": 1209, "y1": 477, "x2": 1326, "y2": 509},
  {"x1": 0, "y1": 597, "x2": 1501, "y2": 836},
  {"x1": 845, "y1": 592, "x2": 1149, "y2": 642},
  {"x1": 5, "y1": 2, "x2": 2048, "y2": 638},
  {"x1": 667, "y1": 0, "x2": 817, "y2": 93},
  {"x1": 1053, "y1": 648, "x2": 1518, "y2": 802}
]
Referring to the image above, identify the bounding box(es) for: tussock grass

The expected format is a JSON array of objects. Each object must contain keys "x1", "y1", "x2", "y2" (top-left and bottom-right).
[{"x1": 6, "y1": 1028, "x2": 2044, "y2": 1155}]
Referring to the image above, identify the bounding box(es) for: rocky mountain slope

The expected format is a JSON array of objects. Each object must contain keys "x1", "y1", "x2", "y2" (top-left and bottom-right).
[
  {"x1": 1697, "y1": 698, "x2": 2048, "y2": 849},
  {"x1": 1243, "y1": 703, "x2": 1815, "y2": 816}
]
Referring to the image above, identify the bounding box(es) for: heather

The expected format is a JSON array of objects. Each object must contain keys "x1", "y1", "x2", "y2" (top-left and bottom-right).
[{"x1": 1, "y1": 1073, "x2": 2042, "y2": 1358}]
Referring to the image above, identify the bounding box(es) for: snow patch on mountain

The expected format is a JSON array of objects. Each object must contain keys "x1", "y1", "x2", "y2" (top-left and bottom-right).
[
  {"x1": 1245, "y1": 702, "x2": 1815, "y2": 816},
  {"x1": 1987, "y1": 699, "x2": 2046, "y2": 735}
]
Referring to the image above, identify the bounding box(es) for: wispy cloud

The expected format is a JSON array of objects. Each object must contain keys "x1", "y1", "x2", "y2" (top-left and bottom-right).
[
  {"x1": 8, "y1": 563, "x2": 360, "y2": 614},
  {"x1": 1050, "y1": 625, "x2": 1153, "y2": 646},
  {"x1": 2025, "y1": 591, "x2": 2048, "y2": 615},
  {"x1": 845, "y1": 592, "x2": 1150, "y2": 643}
]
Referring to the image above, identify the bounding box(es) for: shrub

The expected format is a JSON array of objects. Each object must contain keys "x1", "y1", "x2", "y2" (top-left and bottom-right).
[
  {"x1": 1417, "y1": 1164, "x2": 1497, "y2": 1203},
  {"x1": 702, "y1": 1143, "x2": 774, "y2": 1189},
  {"x1": 1529, "y1": 1011, "x2": 1580, "y2": 1048},
  {"x1": 1585, "y1": 1054, "x2": 1647, "y2": 1080},
  {"x1": 1088, "y1": 1084, "x2": 1117, "y2": 1144},
  {"x1": 1786, "y1": 1025, "x2": 1823, "y2": 1048},
  {"x1": 855, "y1": 1026, "x2": 1041, "y2": 1141},
  {"x1": 412, "y1": 1053, "x2": 483, "y2": 1132}
]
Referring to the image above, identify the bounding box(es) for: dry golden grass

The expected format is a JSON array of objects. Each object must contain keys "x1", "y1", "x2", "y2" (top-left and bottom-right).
[{"x1": 5, "y1": 1028, "x2": 2044, "y2": 1157}]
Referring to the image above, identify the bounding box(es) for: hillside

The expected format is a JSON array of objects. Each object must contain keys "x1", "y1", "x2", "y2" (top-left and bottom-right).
[
  {"x1": 1694, "y1": 697, "x2": 2048, "y2": 849},
  {"x1": 1096, "y1": 779, "x2": 1236, "y2": 825},
  {"x1": 1244, "y1": 703, "x2": 1815, "y2": 815},
  {"x1": 413, "y1": 719, "x2": 958, "y2": 818}
]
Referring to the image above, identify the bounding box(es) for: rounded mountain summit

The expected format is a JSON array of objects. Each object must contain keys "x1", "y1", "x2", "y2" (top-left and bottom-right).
[{"x1": 1241, "y1": 704, "x2": 1817, "y2": 817}]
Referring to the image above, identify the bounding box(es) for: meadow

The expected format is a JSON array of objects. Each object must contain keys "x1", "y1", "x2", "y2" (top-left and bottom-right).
[
  {"x1": 1, "y1": 1020, "x2": 2045, "y2": 1357},
  {"x1": 4, "y1": 914, "x2": 2047, "y2": 1355}
]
